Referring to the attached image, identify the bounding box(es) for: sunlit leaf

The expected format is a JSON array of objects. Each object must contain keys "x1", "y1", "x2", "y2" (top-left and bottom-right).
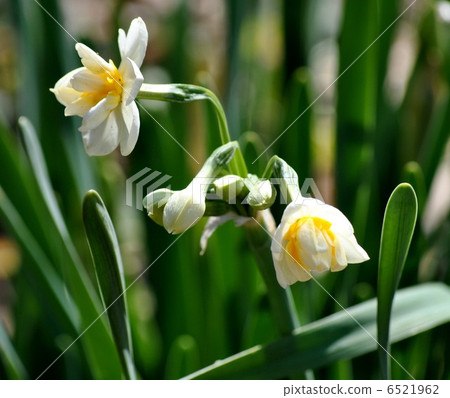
[
  {"x1": 83, "y1": 190, "x2": 136, "y2": 379},
  {"x1": 378, "y1": 183, "x2": 418, "y2": 379}
]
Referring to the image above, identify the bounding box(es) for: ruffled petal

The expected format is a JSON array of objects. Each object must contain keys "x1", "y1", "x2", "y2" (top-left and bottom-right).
[
  {"x1": 53, "y1": 87, "x2": 80, "y2": 110},
  {"x1": 279, "y1": 198, "x2": 313, "y2": 224},
  {"x1": 119, "y1": 57, "x2": 144, "y2": 105},
  {"x1": 273, "y1": 247, "x2": 312, "y2": 288},
  {"x1": 119, "y1": 101, "x2": 140, "y2": 156},
  {"x1": 120, "y1": 17, "x2": 148, "y2": 68},
  {"x1": 340, "y1": 234, "x2": 370, "y2": 263},
  {"x1": 79, "y1": 93, "x2": 120, "y2": 132},
  {"x1": 53, "y1": 67, "x2": 84, "y2": 90},
  {"x1": 71, "y1": 68, "x2": 106, "y2": 93},
  {"x1": 64, "y1": 96, "x2": 94, "y2": 117},
  {"x1": 51, "y1": 67, "x2": 85, "y2": 106},
  {"x1": 81, "y1": 107, "x2": 121, "y2": 156},
  {"x1": 332, "y1": 238, "x2": 347, "y2": 268},
  {"x1": 75, "y1": 43, "x2": 113, "y2": 74}
]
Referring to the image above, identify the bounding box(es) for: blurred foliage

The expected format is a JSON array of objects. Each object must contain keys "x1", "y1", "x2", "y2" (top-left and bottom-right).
[{"x1": 0, "y1": 0, "x2": 449, "y2": 380}]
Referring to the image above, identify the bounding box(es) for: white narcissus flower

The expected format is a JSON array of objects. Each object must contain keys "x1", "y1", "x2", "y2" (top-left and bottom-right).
[
  {"x1": 51, "y1": 17, "x2": 148, "y2": 156},
  {"x1": 271, "y1": 198, "x2": 369, "y2": 288}
]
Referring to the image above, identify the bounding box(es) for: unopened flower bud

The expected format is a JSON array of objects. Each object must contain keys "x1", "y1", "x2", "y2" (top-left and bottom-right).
[
  {"x1": 245, "y1": 175, "x2": 277, "y2": 210},
  {"x1": 163, "y1": 183, "x2": 206, "y2": 234},
  {"x1": 143, "y1": 188, "x2": 174, "y2": 226},
  {"x1": 213, "y1": 175, "x2": 245, "y2": 203}
]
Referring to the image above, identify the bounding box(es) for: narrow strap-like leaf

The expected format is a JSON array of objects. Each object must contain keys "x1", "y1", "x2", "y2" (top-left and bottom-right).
[
  {"x1": 185, "y1": 283, "x2": 450, "y2": 379},
  {"x1": 0, "y1": 187, "x2": 79, "y2": 333},
  {"x1": 0, "y1": 317, "x2": 28, "y2": 379},
  {"x1": 18, "y1": 117, "x2": 122, "y2": 379},
  {"x1": 377, "y1": 183, "x2": 418, "y2": 379},
  {"x1": 83, "y1": 190, "x2": 136, "y2": 379}
]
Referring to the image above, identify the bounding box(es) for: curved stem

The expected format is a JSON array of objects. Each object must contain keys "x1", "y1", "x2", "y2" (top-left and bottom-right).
[
  {"x1": 245, "y1": 212, "x2": 299, "y2": 335},
  {"x1": 137, "y1": 83, "x2": 248, "y2": 177}
]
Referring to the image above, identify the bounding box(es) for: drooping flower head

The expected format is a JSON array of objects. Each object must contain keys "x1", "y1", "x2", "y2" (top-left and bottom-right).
[
  {"x1": 51, "y1": 17, "x2": 148, "y2": 156},
  {"x1": 271, "y1": 197, "x2": 369, "y2": 288}
]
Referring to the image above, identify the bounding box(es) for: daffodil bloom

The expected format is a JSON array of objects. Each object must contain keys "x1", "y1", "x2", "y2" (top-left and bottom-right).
[
  {"x1": 271, "y1": 198, "x2": 369, "y2": 288},
  {"x1": 51, "y1": 17, "x2": 148, "y2": 156}
]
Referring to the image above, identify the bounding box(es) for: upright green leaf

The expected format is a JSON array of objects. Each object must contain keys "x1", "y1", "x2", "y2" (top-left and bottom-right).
[
  {"x1": 0, "y1": 317, "x2": 28, "y2": 379},
  {"x1": 17, "y1": 117, "x2": 122, "y2": 379},
  {"x1": 336, "y1": 0, "x2": 378, "y2": 214},
  {"x1": 377, "y1": 183, "x2": 418, "y2": 379},
  {"x1": 185, "y1": 283, "x2": 450, "y2": 379},
  {"x1": 419, "y1": 93, "x2": 450, "y2": 191},
  {"x1": 280, "y1": 68, "x2": 311, "y2": 181},
  {"x1": 83, "y1": 190, "x2": 136, "y2": 380},
  {"x1": 0, "y1": 187, "x2": 79, "y2": 333},
  {"x1": 165, "y1": 335, "x2": 200, "y2": 380}
]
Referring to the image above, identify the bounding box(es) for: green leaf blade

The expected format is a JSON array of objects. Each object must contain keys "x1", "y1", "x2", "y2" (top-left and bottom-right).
[
  {"x1": 83, "y1": 190, "x2": 136, "y2": 380},
  {"x1": 377, "y1": 183, "x2": 418, "y2": 379},
  {"x1": 185, "y1": 283, "x2": 450, "y2": 379},
  {"x1": 0, "y1": 317, "x2": 28, "y2": 379},
  {"x1": 15, "y1": 117, "x2": 122, "y2": 379}
]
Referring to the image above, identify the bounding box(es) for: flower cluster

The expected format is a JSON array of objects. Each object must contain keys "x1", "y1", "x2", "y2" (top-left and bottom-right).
[{"x1": 51, "y1": 17, "x2": 369, "y2": 288}]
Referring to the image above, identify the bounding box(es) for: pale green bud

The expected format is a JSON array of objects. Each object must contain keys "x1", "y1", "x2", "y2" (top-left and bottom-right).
[
  {"x1": 245, "y1": 175, "x2": 277, "y2": 210},
  {"x1": 271, "y1": 156, "x2": 301, "y2": 203},
  {"x1": 213, "y1": 175, "x2": 245, "y2": 203},
  {"x1": 163, "y1": 183, "x2": 206, "y2": 234},
  {"x1": 161, "y1": 142, "x2": 239, "y2": 234},
  {"x1": 143, "y1": 188, "x2": 174, "y2": 226}
]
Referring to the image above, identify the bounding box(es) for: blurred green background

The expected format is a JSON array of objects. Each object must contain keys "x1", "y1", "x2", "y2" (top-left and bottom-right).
[{"x1": 0, "y1": 0, "x2": 449, "y2": 379}]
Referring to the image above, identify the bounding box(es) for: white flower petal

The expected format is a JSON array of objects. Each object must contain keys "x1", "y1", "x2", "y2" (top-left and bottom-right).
[
  {"x1": 273, "y1": 258, "x2": 297, "y2": 288},
  {"x1": 119, "y1": 101, "x2": 140, "y2": 156},
  {"x1": 64, "y1": 96, "x2": 93, "y2": 117},
  {"x1": 75, "y1": 43, "x2": 113, "y2": 74},
  {"x1": 79, "y1": 93, "x2": 120, "y2": 132},
  {"x1": 279, "y1": 199, "x2": 312, "y2": 224},
  {"x1": 53, "y1": 86, "x2": 80, "y2": 110},
  {"x1": 120, "y1": 57, "x2": 144, "y2": 105},
  {"x1": 81, "y1": 107, "x2": 121, "y2": 156},
  {"x1": 339, "y1": 234, "x2": 370, "y2": 263},
  {"x1": 273, "y1": 249, "x2": 311, "y2": 288},
  {"x1": 332, "y1": 238, "x2": 347, "y2": 268},
  {"x1": 118, "y1": 28, "x2": 127, "y2": 59},
  {"x1": 71, "y1": 68, "x2": 106, "y2": 93},
  {"x1": 51, "y1": 67, "x2": 85, "y2": 106},
  {"x1": 121, "y1": 17, "x2": 148, "y2": 68},
  {"x1": 53, "y1": 67, "x2": 84, "y2": 91}
]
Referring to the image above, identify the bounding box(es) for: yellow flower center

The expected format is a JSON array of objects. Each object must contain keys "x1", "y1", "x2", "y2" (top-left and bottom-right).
[
  {"x1": 284, "y1": 217, "x2": 334, "y2": 267},
  {"x1": 82, "y1": 60, "x2": 123, "y2": 106}
]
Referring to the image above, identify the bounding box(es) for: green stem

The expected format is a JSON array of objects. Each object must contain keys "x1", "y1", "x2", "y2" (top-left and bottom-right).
[
  {"x1": 245, "y1": 214, "x2": 299, "y2": 335},
  {"x1": 245, "y1": 212, "x2": 315, "y2": 380},
  {"x1": 137, "y1": 83, "x2": 248, "y2": 177}
]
